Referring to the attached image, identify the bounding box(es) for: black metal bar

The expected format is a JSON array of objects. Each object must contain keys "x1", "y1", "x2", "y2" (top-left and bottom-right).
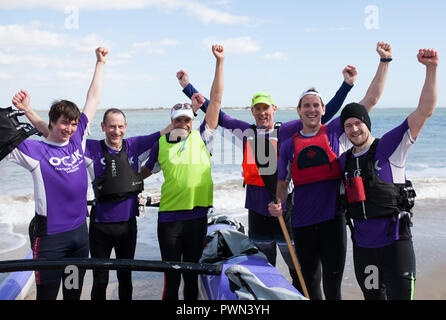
[{"x1": 0, "y1": 258, "x2": 222, "y2": 275}]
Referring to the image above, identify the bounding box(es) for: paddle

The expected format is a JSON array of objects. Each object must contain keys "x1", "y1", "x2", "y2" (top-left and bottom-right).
[
  {"x1": 0, "y1": 258, "x2": 222, "y2": 275},
  {"x1": 252, "y1": 132, "x2": 310, "y2": 299},
  {"x1": 271, "y1": 197, "x2": 310, "y2": 299}
]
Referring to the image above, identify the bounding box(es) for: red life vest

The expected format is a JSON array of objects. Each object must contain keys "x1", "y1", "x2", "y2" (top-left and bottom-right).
[
  {"x1": 291, "y1": 125, "x2": 341, "y2": 187},
  {"x1": 242, "y1": 124, "x2": 280, "y2": 187}
]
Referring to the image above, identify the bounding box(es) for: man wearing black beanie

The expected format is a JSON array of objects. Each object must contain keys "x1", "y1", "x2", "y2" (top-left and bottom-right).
[
  {"x1": 340, "y1": 103, "x2": 372, "y2": 150},
  {"x1": 339, "y1": 48, "x2": 439, "y2": 300},
  {"x1": 269, "y1": 41, "x2": 393, "y2": 300},
  {"x1": 341, "y1": 103, "x2": 371, "y2": 131}
]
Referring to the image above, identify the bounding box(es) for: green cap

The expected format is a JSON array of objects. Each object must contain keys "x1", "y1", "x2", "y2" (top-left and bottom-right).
[{"x1": 251, "y1": 92, "x2": 275, "y2": 107}]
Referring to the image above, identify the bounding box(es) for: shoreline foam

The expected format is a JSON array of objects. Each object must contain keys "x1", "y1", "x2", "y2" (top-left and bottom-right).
[{"x1": 1, "y1": 198, "x2": 446, "y2": 300}]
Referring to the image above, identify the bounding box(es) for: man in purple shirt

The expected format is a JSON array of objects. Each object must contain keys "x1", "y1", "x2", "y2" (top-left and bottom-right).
[
  {"x1": 269, "y1": 42, "x2": 392, "y2": 299},
  {"x1": 6, "y1": 47, "x2": 109, "y2": 300},
  {"x1": 177, "y1": 64, "x2": 356, "y2": 289},
  {"x1": 84, "y1": 108, "x2": 171, "y2": 300},
  {"x1": 338, "y1": 48, "x2": 439, "y2": 300}
]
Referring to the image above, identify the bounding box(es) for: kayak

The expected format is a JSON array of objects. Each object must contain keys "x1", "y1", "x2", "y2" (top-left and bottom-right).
[
  {"x1": 198, "y1": 212, "x2": 306, "y2": 300},
  {"x1": 0, "y1": 250, "x2": 34, "y2": 300}
]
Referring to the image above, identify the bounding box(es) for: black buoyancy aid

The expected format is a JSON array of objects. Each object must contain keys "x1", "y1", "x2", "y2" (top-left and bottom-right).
[
  {"x1": 290, "y1": 125, "x2": 341, "y2": 187},
  {"x1": 242, "y1": 122, "x2": 281, "y2": 187},
  {"x1": 92, "y1": 140, "x2": 144, "y2": 202},
  {"x1": 0, "y1": 107, "x2": 39, "y2": 161},
  {"x1": 343, "y1": 138, "x2": 416, "y2": 220}
]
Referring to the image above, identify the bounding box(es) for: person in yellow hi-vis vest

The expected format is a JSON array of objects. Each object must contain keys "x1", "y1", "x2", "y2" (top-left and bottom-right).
[{"x1": 141, "y1": 44, "x2": 224, "y2": 300}]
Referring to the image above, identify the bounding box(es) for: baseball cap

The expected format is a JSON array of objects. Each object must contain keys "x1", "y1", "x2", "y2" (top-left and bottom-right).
[
  {"x1": 251, "y1": 92, "x2": 275, "y2": 107},
  {"x1": 171, "y1": 103, "x2": 194, "y2": 120}
]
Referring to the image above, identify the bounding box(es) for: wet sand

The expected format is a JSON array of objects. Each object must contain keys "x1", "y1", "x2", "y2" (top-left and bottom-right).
[{"x1": 1, "y1": 199, "x2": 446, "y2": 300}]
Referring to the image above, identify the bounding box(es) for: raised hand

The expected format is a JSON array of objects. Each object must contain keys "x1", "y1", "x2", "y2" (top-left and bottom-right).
[
  {"x1": 96, "y1": 47, "x2": 109, "y2": 64},
  {"x1": 342, "y1": 65, "x2": 358, "y2": 86},
  {"x1": 191, "y1": 92, "x2": 205, "y2": 112},
  {"x1": 376, "y1": 41, "x2": 392, "y2": 59},
  {"x1": 417, "y1": 48, "x2": 439, "y2": 67},
  {"x1": 212, "y1": 44, "x2": 225, "y2": 60},
  {"x1": 12, "y1": 90, "x2": 31, "y2": 112},
  {"x1": 176, "y1": 69, "x2": 189, "y2": 89}
]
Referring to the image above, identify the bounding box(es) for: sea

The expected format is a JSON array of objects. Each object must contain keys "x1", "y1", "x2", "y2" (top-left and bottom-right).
[{"x1": 0, "y1": 107, "x2": 445, "y2": 298}]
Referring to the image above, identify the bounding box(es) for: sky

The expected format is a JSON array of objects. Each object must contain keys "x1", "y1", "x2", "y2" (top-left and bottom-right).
[{"x1": 0, "y1": 0, "x2": 444, "y2": 110}]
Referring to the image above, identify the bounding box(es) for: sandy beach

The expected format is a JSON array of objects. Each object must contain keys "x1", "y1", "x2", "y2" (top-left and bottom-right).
[{"x1": 1, "y1": 199, "x2": 446, "y2": 300}]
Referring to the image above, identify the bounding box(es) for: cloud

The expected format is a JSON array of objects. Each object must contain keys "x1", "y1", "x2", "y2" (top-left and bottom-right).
[
  {"x1": 0, "y1": 50, "x2": 85, "y2": 68},
  {"x1": 264, "y1": 51, "x2": 288, "y2": 61},
  {"x1": 132, "y1": 39, "x2": 180, "y2": 54},
  {"x1": 56, "y1": 71, "x2": 90, "y2": 80},
  {"x1": 202, "y1": 36, "x2": 261, "y2": 54},
  {"x1": 0, "y1": 23, "x2": 109, "y2": 54},
  {"x1": 0, "y1": 24, "x2": 67, "y2": 49},
  {"x1": 0, "y1": 0, "x2": 252, "y2": 25}
]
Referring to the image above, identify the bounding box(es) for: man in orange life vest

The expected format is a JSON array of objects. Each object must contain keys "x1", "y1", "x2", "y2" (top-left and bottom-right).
[
  {"x1": 178, "y1": 65, "x2": 357, "y2": 289},
  {"x1": 268, "y1": 42, "x2": 393, "y2": 299}
]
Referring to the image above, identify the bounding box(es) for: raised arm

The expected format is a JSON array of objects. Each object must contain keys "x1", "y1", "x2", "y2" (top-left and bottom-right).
[
  {"x1": 204, "y1": 45, "x2": 225, "y2": 130},
  {"x1": 322, "y1": 65, "x2": 357, "y2": 123},
  {"x1": 178, "y1": 69, "x2": 228, "y2": 124},
  {"x1": 358, "y1": 41, "x2": 392, "y2": 112},
  {"x1": 12, "y1": 90, "x2": 50, "y2": 137},
  {"x1": 407, "y1": 48, "x2": 439, "y2": 140},
  {"x1": 82, "y1": 47, "x2": 109, "y2": 122}
]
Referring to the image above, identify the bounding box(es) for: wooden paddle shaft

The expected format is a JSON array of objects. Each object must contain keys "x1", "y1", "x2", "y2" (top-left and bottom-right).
[{"x1": 277, "y1": 215, "x2": 310, "y2": 299}]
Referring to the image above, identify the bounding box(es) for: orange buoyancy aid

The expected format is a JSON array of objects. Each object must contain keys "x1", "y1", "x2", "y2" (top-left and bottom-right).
[
  {"x1": 242, "y1": 123, "x2": 280, "y2": 187},
  {"x1": 291, "y1": 125, "x2": 341, "y2": 187}
]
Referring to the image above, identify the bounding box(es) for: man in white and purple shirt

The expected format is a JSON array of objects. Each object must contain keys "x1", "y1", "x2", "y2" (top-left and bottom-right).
[
  {"x1": 85, "y1": 108, "x2": 171, "y2": 300},
  {"x1": 269, "y1": 42, "x2": 393, "y2": 299},
  {"x1": 5, "y1": 47, "x2": 109, "y2": 300},
  {"x1": 338, "y1": 48, "x2": 439, "y2": 300}
]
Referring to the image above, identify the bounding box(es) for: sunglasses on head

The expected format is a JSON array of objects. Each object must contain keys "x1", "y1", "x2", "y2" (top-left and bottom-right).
[{"x1": 172, "y1": 103, "x2": 192, "y2": 110}]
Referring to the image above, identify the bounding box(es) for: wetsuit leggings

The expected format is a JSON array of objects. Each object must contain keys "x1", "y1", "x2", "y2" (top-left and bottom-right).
[
  {"x1": 353, "y1": 239, "x2": 416, "y2": 300},
  {"x1": 89, "y1": 217, "x2": 137, "y2": 300},
  {"x1": 32, "y1": 223, "x2": 89, "y2": 300},
  {"x1": 157, "y1": 217, "x2": 207, "y2": 300},
  {"x1": 248, "y1": 197, "x2": 300, "y2": 289},
  {"x1": 292, "y1": 213, "x2": 347, "y2": 300}
]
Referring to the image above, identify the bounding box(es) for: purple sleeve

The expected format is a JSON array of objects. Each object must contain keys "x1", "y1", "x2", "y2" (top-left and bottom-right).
[
  {"x1": 126, "y1": 131, "x2": 161, "y2": 156},
  {"x1": 72, "y1": 113, "x2": 89, "y2": 145},
  {"x1": 144, "y1": 141, "x2": 159, "y2": 171},
  {"x1": 376, "y1": 118, "x2": 411, "y2": 158},
  {"x1": 278, "y1": 119, "x2": 302, "y2": 141},
  {"x1": 218, "y1": 113, "x2": 251, "y2": 132},
  {"x1": 85, "y1": 139, "x2": 97, "y2": 159},
  {"x1": 327, "y1": 116, "x2": 343, "y2": 136},
  {"x1": 322, "y1": 81, "x2": 353, "y2": 123},
  {"x1": 278, "y1": 138, "x2": 293, "y2": 181},
  {"x1": 183, "y1": 83, "x2": 251, "y2": 133}
]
